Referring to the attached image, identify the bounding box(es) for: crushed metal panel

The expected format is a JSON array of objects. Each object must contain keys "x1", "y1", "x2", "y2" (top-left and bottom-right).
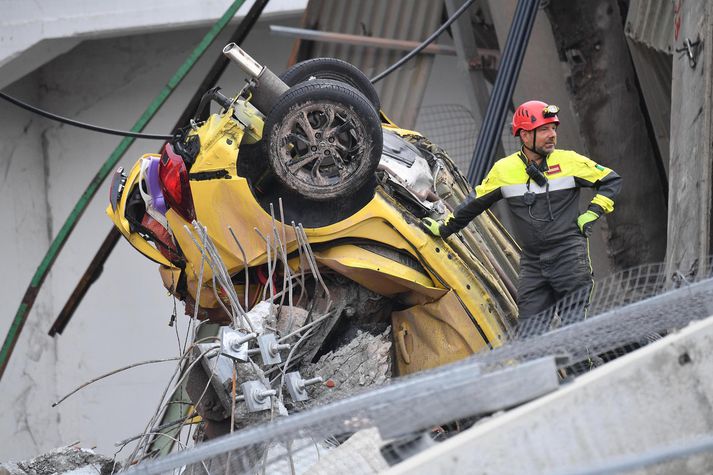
[
  {"x1": 290, "y1": 0, "x2": 442, "y2": 128},
  {"x1": 391, "y1": 290, "x2": 490, "y2": 376},
  {"x1": 625, "y1": 0, "x2": 674, "y2": 54}
]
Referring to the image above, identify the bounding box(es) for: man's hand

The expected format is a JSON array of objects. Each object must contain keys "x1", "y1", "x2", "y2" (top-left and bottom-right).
[
  {"x1": 421, "y1": 216, "x2": 453, "y2": 238},
  {"x1": 577, "y1": 210, "x2": 599, "y2": 237}
]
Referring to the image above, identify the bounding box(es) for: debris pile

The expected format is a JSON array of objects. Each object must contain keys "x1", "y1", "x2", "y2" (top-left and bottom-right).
[
  {"x1": 0, "y1": 446, "x2": 117, "y2": 475},
  {"x1": 300, "y1": 328, "x2": 392, "y2": 406}
]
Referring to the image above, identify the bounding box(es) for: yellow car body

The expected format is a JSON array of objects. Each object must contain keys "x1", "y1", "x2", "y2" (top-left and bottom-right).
[{"x1": 108, "y1": 96, "x2": 520, "y2": 377}]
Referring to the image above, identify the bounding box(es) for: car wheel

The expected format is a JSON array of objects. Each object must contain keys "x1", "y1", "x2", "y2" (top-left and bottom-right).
[
  {"x1": 265, "y1": 79, "x2": 383, "y2": 201},
  {"x1": 279, "y1": 57, "x2": 381, "y2": 112}
]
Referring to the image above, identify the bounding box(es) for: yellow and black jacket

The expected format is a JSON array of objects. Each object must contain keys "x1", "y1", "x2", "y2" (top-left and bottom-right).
[{"x1": 444, "y1": 149, "x2": 622, "y2": 254}]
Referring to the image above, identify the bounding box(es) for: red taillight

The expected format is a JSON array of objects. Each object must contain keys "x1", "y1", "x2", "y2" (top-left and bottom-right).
[{"x1": 158, "y1": 143, "x2": 196, "y2": 222}]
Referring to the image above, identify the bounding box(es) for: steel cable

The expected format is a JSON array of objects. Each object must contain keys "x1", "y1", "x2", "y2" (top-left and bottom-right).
[
  {"x1": 467, "y1": 0, "x2": 541, "y2": 185},
  {"x1": 0, "y1": 91, "x2": 173, "y2": 140}
]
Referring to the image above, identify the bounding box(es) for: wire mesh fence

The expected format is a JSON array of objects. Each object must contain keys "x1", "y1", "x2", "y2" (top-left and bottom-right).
[
  {"x1": 415, "y1": 104, "x2": 521, "y2": 173},
  {"x1": 122, "y1": 254, "x2": 713, "y2": 475}
]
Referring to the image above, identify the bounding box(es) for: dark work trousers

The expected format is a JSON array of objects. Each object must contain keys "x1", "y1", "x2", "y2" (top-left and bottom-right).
[{"x1": 516, "y1": 237, "x2": 594, "y2": 335}]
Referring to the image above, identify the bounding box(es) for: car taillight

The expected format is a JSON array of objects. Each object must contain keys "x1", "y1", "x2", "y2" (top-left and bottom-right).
[
  {"x1": 109, "y1": 167, "x2": 127, "y2": 211},
  {"x1": 158, "y1": 143, "x2": 196, "y2": 222}
]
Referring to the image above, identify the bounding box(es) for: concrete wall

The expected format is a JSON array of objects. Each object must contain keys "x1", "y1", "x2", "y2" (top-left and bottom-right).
[
  {"x1": 0, "y1": 74, "x2": 61, "y2": 457},
  {"x1": 0, "y1": 0, "x2": 307, "y2": 88},
  {"x1": 0, "y1": 16, "x2": 302, "y2": 460}
]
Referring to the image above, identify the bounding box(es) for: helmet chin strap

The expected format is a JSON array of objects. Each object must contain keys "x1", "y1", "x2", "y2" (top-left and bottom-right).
[{"x1": 522, "y1": 128, "x2": 548, "y2": 161}]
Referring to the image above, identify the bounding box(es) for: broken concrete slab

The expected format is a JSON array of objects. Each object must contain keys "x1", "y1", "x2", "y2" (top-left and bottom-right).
[{"x1": 388, "y1": 316, "x2": 713, "y2": 475}]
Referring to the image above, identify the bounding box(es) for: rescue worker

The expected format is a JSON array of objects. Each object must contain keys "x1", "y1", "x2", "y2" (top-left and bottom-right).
[{"x1": 422, "y1": 100, "x2": 622, "y2": 323}]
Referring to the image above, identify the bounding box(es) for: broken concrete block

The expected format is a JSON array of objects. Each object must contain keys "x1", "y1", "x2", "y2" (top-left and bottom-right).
[{"x1": 0, "y1": 446, "x2": 117, "y2": 475}]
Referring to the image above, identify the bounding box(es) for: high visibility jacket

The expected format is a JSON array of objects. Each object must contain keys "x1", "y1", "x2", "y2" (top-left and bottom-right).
[{"x1": 444, "y1": 149, "x2": 622, "y2": 254}]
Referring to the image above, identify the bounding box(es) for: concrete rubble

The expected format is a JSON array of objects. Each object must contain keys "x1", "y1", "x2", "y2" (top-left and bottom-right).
[
  {"x1": 0, "y1": 446, "x2": 117, "y2": 475},
  {"x1": 300, "y1": 327, "x2": 392, "y2": 406}
]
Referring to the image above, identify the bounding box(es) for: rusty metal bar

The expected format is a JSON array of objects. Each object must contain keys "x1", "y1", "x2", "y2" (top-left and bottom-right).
[{"x1": 48, "y1": 228, "x2": 121, "y2": 336}]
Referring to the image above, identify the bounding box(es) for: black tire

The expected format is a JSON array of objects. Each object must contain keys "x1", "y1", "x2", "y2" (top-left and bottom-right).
[
  {"x1": 279, "y1": 57, "x2": 381, "y2": 112},
  {"x1": 265, "y1": 79, "x2": 383, "y2": 201}
]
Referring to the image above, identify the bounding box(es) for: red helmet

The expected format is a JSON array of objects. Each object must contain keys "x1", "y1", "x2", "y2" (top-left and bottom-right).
[{"x1": 512, "y1": 100, "x2": 560, "y2": 137}]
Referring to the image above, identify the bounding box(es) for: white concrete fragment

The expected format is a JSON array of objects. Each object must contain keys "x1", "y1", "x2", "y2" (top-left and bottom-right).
[
  {"x1": 245, "y1": 300, "x2": 275, "y2": 335},
  {"x1": 276, "y1": 305, "x2": 309, "y2": 336},
  {"x1": 0, "y1": 446, "x2": 115, "y2": 475},
  {"x1": 305, "y1": 428, "x2": 390, "y2": 475}
]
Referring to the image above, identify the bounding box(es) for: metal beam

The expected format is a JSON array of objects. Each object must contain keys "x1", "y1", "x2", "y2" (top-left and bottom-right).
[
  {"x1": 48, "y1": 228, "x2": 120, "y2": 336},
  {"x1": 270, "y1": 24, "x2": 472, "y2": 56}
]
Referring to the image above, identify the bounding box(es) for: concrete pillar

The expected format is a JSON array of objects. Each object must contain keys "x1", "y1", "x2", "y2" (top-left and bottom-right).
[{"x1": 665, "y1": 0, "x2": 713, "y2": 278}]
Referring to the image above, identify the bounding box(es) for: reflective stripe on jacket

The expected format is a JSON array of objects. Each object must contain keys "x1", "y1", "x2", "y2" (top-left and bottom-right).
[{"x1": 443, "y1": 149, "x2": 622, "y2": 254}]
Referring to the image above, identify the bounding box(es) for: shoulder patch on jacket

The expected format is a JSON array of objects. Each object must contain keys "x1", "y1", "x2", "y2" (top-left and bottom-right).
[{"x1": 546, "y1": 164, "x2": 561, "y2": 175}]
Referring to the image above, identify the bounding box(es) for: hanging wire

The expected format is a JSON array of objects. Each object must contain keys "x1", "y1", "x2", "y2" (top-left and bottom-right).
[
  {"x1": 0, "y1": 91, "x2": 174, "y2": 140},
  {"x1": 370, "y1": 0, "x2": 476, "y2": 84}
]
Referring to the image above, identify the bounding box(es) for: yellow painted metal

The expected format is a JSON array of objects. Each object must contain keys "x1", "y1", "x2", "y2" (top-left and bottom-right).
[
  {"x1": 379, "y1": 111, "x2": 423, "y2": 137},
  {"x1": 366, "y1": 193, "x2": 507, "y2": 345},
  {"x1": 187, "y1": 107, "x2": 244, "y2": 175},
  {"x1": 158, "y1": 265, "x2": 181, "y2": 293},
  {"x1": 392, "y1": 290, "x2": 490, "y2": 375},
  {"x1": 111, "y1": 105, "x2": 514, "y2": 357},
  {"x1": 106, "y1": 154, "x2": 174, "y2": 268},
  {"x1": 313, "y1": 244, "x2": 446, "y2": 299},
  {"x1": 231, "y1": 100, "x2": 264, "y2": 144},
  {"x1": 171, "y1": 178, "x2": 508, "y2": 344}
]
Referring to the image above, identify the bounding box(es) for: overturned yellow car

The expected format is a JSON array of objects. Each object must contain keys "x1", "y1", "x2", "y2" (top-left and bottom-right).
[{"x1": 107, "y1": 44, "x2": 519, "y2": 378}]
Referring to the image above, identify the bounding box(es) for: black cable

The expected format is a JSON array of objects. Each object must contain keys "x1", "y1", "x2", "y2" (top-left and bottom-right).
[
  {"x1": 526, "y1": 182, "x2": 554, "y2": 222},
  {"x1": 6, "y1": 0, "x2": 472, "y2": 133},
  {"x1": 467, "y1": 0, "x2": 540, "y2": 184},
  {"x1": 0, "y1": 91, "x2": 173, "y2": 140},
  {"x1": 370, "y1": 0, "x2": 476, "y2": 84}
]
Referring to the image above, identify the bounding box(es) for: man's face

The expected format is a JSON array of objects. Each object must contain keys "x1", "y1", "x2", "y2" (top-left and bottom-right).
[{"x1": 522, "y1": 123, "x2": 557, "y2": 156}]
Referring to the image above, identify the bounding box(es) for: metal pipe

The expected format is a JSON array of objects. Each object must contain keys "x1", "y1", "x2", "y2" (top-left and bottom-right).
[
  {"x1": 223, "y1": 41, "x2": 289, "y2": 114},
  {"x1": 269, "y1": 25, "x2": 460, "y2": 56},
  {"x1": 467, "y1": 0, "x2": 541, "y2": 185},
  {"x1": 223, "y1": 42, "x2": 264, "y2": 79},
  {"x1": 370, "y1": 0, "x2": 477, "y2": 84}
]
